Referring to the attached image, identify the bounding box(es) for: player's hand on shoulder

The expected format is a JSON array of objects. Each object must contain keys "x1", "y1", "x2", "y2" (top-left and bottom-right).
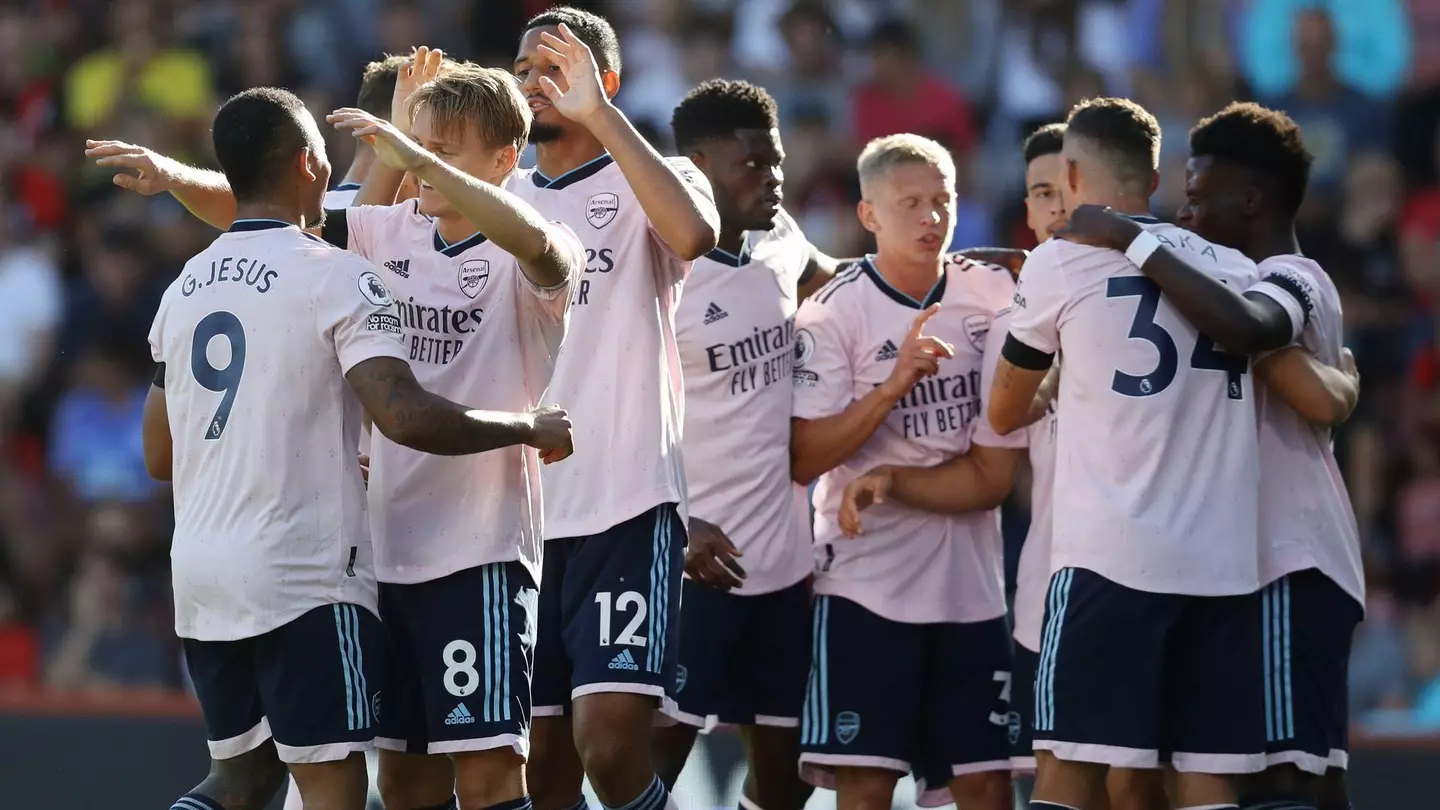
[
  {"x1": 839, "y1": 466, "x2": 894, "y2": 538},
  {"x1": 535, "y1": 23, "x2": 610, "y2": 124},
  {"x1": 880, "y1": 304, "x2": 955, "y2": 399},
  {"x1": 357, "y1": 453, "x2": 370, "y2": 487},
  {"x1": 1340, "y1": 347, "x2": 1359, "y2": 387},
  {"x1": 684, "y1": 517, "x2": 746, "y2": 591},
  {"x1": 84, "y1": 139, "x2": 177, "y2": 195},
  {"x1": 391, "y1": 46, "x2": 446, "y2": 132},
  {"x1": 328, "y1": 108, "x2": 430, "y2": 174},
  {"x1": 1054, "y1": 204, "x2": 1142, "y2": 251},
  {"x1": 526, "y1": 403, "x2": 574, "y2": 464}
]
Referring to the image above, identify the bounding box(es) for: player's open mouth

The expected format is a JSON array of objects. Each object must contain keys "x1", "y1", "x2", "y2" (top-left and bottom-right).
[
  {"x1": 918, "y1": 233, "x2": 941, "y2": 247},
  {"x1": 528, "y1": 97, "x2": 551, "y2": 113}
]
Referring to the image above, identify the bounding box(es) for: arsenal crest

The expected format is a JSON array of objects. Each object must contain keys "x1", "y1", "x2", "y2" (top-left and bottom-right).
[
  {"x1": 586, "y1": 192, "x2": 619, "y2": 229},
  {"x1": 962, "y1": 313, "x2": 991, "y2": 352},
  {"x1": 458, "y1": 259, "x2": 490, "y2": 299}
]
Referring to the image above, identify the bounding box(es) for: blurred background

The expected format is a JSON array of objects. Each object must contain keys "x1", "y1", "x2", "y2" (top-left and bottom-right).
[{"x1": 0, "y1": 0, "x2": 1438, "y2": 807}]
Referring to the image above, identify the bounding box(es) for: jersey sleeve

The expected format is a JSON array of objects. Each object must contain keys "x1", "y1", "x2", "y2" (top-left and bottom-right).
[
  {"x1": 647, "y1": 156, "x2": 717, "y2": 278},
  {"x1": 972, "y1": 307, "x2": 1030, "y2": 449},
  {"x1": 1245, "y1": 259, "x2": 1318, "y2": 346},
  {"x1": 791, "y1": 293, "x2": 854, "y2": 420},
  {"x1": 319, "y1": 204, "x2": 394, "y2": 261},
  {"x1": 1004, "y1": 244, "x2": 1067, "y2": 369},
  {"x1": 315, "y1": 252, "x2": 409, "y2": 374},
  {"x1": 516, "y1": 221, "x2": 584, "y2": 325}
]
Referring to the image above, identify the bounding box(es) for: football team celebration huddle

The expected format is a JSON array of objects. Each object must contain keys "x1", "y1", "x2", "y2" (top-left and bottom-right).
[{"x1": 86, "y1": 5, "x2": 1364, "y2": 810}]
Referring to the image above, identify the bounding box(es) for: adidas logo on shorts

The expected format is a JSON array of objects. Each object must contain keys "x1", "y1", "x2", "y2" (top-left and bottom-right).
[
  {"x1": 444, "y1": 703, "x2": 476, "y2": 725},
  {"x1": 703, "y1": 302, "x2": 728, "y2": 324},
  {"x1": 875, "y1": 340, "x2": 899, "y2": 361},
  {"x1": 608, "y1": 649, "x2": 640, "y2": 671}
]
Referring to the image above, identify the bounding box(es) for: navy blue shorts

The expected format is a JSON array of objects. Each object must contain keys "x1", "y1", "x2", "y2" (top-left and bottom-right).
[
  {"x1": 1033, "y1": 567, "x2": 1266, "y2": 773},
  {"x1": 799, "y1": 595, "x2": 1013, "y2": 807},
  {"x1": 1009, "y1": 642, "x2": 1039, "y2": 769},
  {"x1": 1259, "y1": 569, "x2": 1362, "y2": 774},
  {"x1": 183, "y1": 602, "x2": 389, "y2": 764},
  {"x1": 376, "y1": 561, "x2": 537, "y2": 756},
  {"x1": 668, "y1": 576, "x2": 811, "y2": 729},
  {"x1": 533, "y1": 503, "x2": 686, "y2": 714}
]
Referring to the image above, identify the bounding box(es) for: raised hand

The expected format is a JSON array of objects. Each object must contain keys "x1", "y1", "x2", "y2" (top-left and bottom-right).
[
  {"x1": 838, "y1": 467, "x2": 894, "y2": 538},
  {"x1": 684, "y1": 518, "x2": 746, "y2": 591},
  {"x1": 880, "y1": 304, "x2": 955, "y2": 399},
  {"x1": 527, "y1": 404, "x2": 574, "y2": 464},
  {"x1": 1055, "y1": 204, "x2": 1142, "y2": 252},
  {"x1": 84, "y1": 140, "x2": 179, "y2": 195},
  {"x1": 327, "y1": 108, "x2": 430, "y2": 174},
  {"x1": 391, "y1": 46, "x2": 446, "y2": 132},
  {"x1": 535, "y1": 23, "x2": 609, "y2": 124}
]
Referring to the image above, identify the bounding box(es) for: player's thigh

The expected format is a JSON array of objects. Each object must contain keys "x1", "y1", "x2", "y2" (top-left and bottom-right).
[
  {"x1": 914, "y1": 617, "x2": 1012, "y2": 807},
  {"x1": 376, "y1": 750, "x2": 455, "y2": 810},
  {"x1": 1033, "y1": 567, "x2": 1178, "y2": 769},
  {"x1": 560, "y1": 503, "x2": 686, "y2": 704},
  {"x1": 395, "y1": 562, "x2": 538, "y2": 759},
  {"x1": 666, "y1": 577, "x2": 747, "y2": 729},
  {"x1": 1164, "y1": 590, "x2": 1267, "y2": 776},
  {"x1": 1258, "y1": 570, "x2": 1361, "y2": 776},
  {"x1": 1009, "y1": 642, "x2": 1040, "y2": 772},
  {"x1": 254, "y1": 603, "x2": 389, "y2": 764},
  {"x1": 288, "y1": 752, "x2": 370, "y2": 810},
  {"x1": 736, "y1": 577, "x2": 812, "y2": 730},
  {"x1": 740, "y1": 723, "x2": 811, "y2": 808},
  {"x1": 798, "y1": 595, "x2": 925, "y2": 790},
  {"x1": 532, "y1": 537, "x2": 574, "y2": 718},
  {"x1": 182, "y1": 636, "x2": 272, "y2": 761}
]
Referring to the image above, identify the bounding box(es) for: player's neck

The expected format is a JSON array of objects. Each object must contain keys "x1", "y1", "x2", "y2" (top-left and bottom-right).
[
  {"x1": 872, "y1": 249, "x2": 943, "y2": 301},
  {"x1": 534, "y1": 131, "x2": 607, "y2": 180},
  {"x1": 1247, "y1": 226, "x2": 1302, "y2": 263},
  {"x1": 715, "y1": 223, "x2": 746, "y2": 256},
  {"x1": 339, "y1": 147, "x2": 376, "y2": 187},
  {"x1": 435, "y1": 213, "x2": 480, "y2": 246},
  {"x1": 234, "y1": 202, "x2": 304, "y2": 229}
]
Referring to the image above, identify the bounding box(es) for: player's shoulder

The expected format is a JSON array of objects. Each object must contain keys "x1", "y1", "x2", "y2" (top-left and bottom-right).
[
  {"x1": 663, "y1": 155, "x2": 709, "y2": 188},
  {"x1": 944, "y1": 251, "x2": 1016, "y2": 298},
  {"x1": 805, "y1": 257, "x2": 869, "y2": 309},
  {"x1": 1146, "y1": 222, "x2": 1255, "y2": 275},
  {"x1": 1258, "y1": 254, "x2": 1336, "y2": 298}
]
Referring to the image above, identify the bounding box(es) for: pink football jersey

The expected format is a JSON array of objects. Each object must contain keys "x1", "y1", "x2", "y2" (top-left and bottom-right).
[
  {"x1": 507, "y1": 155, "x2": 716, "y2": 538},
  {"x1": 793, "y1": 255, "x2": 1022, "y2": 624},
  {"x1": 675, "y1": 208, "x2": 813, "y2": 595},
  {"x1": 1007, "y1": 219, "x2": 1263, "y2": 596},
  {"x1": 330, "y1": 201, "x2": 581, "y2": 584},
  {"x1": 149, "y1": 220, "x2": 407, "y2": 641},
  {"x1": 1247, "y1": 255, "x2": 1364, "y2": 606}
]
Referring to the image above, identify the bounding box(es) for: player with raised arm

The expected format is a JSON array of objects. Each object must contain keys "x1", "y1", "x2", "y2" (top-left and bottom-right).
[
  {"x1": 790, "y1": 134, "x2": 1020, "y2": 810},
  {"x1": 325, "y1": 54, "x2": 407, "y2": 209},
  {"x1": 1056, "y1": 103, "x2": 1361, "y2": 810},
  {"x1": 648, "y1": 78, "x2": 841, "y2": 810},
  {"x1": 986, "y1": 98, "x2": 1292, "y2": 810},
  {"x1": 144, "y1": 88, "x2": 571, "y2": 810},
  {"x1": 501, "y1": 8, "x2": 721, "y2": 810}
]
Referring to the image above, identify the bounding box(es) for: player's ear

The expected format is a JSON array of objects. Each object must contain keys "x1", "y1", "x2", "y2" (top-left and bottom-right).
[
  {"x1": 299, "y1": 147, "x2": 319, "y2": 183},
  {"x1": 688, "y1": 150, "x2": 708, "y2": 172},
  {"x1": 600, "y1": 69, "x2": 620, "y2": 100},
  {"x1": 857, "y1": 199, "x2": 879, "y2": 234},
  {"x1": 495, "y1": 143, "x2": 520, "y2": 177},
  {"x1": 1147, "y1": 169, "x2": 1160, "y2": 198},
  {"x1": 1066, "y1": 158, "x2": 1080, "y2": 196}
]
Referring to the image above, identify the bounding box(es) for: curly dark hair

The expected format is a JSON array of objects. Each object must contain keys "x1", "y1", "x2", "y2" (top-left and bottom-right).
[
  {"x1": 671, "y1": 79, "x2": 779, "y2": 153},
  {"x1": 1189, "y1": 101, "x2": 1313, "y2": 218}
]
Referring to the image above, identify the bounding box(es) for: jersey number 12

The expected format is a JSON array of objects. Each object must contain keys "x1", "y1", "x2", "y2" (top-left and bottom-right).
[
  {"x1": 1106, "y1": 277, "x2": 1246, "y2": 399},
  {"x1": 191, "y1": 311, "x2": 247, "y2": 440}
]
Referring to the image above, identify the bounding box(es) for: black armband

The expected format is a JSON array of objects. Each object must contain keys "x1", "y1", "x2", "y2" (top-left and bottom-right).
[
  {"x1": 152, "y1": 362, "x2": 166, "y2": 389},
  {"x1": 1001, "y1": 334, "x2": 1054, "y2": 371}
]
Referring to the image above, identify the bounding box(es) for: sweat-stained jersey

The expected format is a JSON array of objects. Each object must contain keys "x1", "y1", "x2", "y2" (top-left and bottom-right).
[
  {"x1": 1006, "y1": 218, "x2": 1274, "y2": 596},
  {"x1": 1247, "y1": 254, "x2": 1364, "y2": 607},
  {"x1": 793, "y1": 255, "x2": 1023, "y2": 624},
  {"x1": 506, "y1": 154, "x2": 716, "y2": 539},
  {"x1": 674, "y1": 208, "x2": 813, "y2": 595},
  {"x1": 322, "y1": 199, "x2": 582, "y2": 585},
  {"x1": 150, "y1": 219, "x2": 407, "y2": 641}
]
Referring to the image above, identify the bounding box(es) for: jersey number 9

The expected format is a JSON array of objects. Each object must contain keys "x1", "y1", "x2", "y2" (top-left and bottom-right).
[{"x1": 191, "y1": 311, "x2": 247, "y2": 440}]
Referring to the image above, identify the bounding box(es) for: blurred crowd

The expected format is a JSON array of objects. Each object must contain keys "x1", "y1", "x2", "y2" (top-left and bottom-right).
[{"x1": 0, "y1": 0, "x2": 1438, "y2": 730}]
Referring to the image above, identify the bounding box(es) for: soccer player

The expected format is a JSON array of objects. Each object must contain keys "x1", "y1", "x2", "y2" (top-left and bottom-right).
[
  {"x1": 790, "y1": 133, "x2": 1021, "y2": 810},
  {"x1": 144, "y1": 87, "x2": 571, "y2": 810},
  {"x1": 650, "y1": 78, "x2": 838, "y2": 810},
  {"x1": 986, "y1": 98, "x2": 1286, "y2": 810},
  {"x1": 325, "y1": 54, "x2": 407, "y2": 209},
  {"x1": 1056, "y1": 103, "x2": 1361, "y2": 810},
  {"x1": 506, "y1": 9, "x2": 719, "y2": 810}
]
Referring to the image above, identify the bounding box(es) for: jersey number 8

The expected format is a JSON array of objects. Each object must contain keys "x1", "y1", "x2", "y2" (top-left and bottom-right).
[
  {"x1": 1106, "y1": 277, "x2": 1246, "y2": 399},
  {"x1": 190, "y1": 311, "x2": 247, "y2": 440}
]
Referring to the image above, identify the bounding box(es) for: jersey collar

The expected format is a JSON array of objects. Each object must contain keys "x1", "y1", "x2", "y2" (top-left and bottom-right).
[
  {"x1": 704, "y1": 238, "x2": 751, "y2": 267},
  {"x1": 1121, "y1": 214, "x2": 1163, "y2": 224},
  {"x1": 531, "y1": 153, "x2": 615, "y2": 190},
  {"x1": 433, "y1": 226, "x2": 488, "y2": 258},
  {"x1": 861, "y1": 255, "x2": 947, "y2": 310},
  {"x1": 229, "y1": 219, "x2": 293, "y2": 233},
  {"x1": 331, "y1": 181, "x2": 362, "y2": 192}
]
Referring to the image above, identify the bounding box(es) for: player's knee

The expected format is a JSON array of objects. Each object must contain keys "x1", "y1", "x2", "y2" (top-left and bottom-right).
[
  {"x1": 376, "y1": 752, "x2": 455, "y2": 810},
  {"x1": 204, "y1": 744, "x2": 288, "y2": 808},
  {"x1": 1106, "y1": 767, "x2": 1166, "y2": 810},
  {"x1": 650, "y1": 722, "x2": 698, "y2": 788},
  {"x1": 833, "y1": 766, "x2": 899, "y2": 809},
  {"x1": 451, "y1": 749, "x2": 524, "y2": 809},
  {"x1": 949, "y1": 770, "x2": 1011, "y2": 810},
  {"x1": 572, "y1": 694, "x2": 653, "y2": 784}
]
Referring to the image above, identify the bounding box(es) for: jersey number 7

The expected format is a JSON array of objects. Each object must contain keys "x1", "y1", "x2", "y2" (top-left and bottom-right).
[
  {"x1": 1106, "y1": 277, "x2": 1246, "y2": 400},
  {"x1": 191, "y1": 311, "x2": 247, "y2": 440}
]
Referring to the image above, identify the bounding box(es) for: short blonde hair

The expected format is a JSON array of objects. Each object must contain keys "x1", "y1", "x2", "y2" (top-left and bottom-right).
[
  {"x1": 407, "y1": 63, "x2": 531, "y2": 150},
  {"x1": 856, "y1": 133, "x2": 956, "y2": 193}
]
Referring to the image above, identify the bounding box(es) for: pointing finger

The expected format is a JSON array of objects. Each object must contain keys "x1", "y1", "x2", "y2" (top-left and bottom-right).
[{"x1": 907, "y1": 303, "x2": 941, "y2": 339}]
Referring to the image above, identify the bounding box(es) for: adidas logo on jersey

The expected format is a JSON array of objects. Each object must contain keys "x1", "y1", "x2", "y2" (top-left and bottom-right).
[
  {"x1": 703, "y1": 302, "x2": 728, "y2": 324},
  {"x1": 875, "y1": 340, "x2": 900, "y2": 361},
  {"x1": 608, "y1": 649, "x2": 639, "y2": 671},
  {"x1": 444, "y1": 703, "x2": 476, "y2": 725},
  {"x1": 384, "y1": 259, "x2": 411, "y2": 278}
]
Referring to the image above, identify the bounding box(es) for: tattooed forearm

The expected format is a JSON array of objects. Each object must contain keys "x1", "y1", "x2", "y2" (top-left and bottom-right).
[{"x1": 345, "y1": 357, "x2": 535, "y2": 455}]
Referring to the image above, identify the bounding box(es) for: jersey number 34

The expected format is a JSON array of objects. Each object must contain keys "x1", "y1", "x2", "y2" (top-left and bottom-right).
[{"x1": 1106, "y1": 277, "x2": 1246, "y2": 399}]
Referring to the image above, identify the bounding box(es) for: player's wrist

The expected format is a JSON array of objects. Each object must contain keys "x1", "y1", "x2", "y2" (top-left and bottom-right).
[
  {"x1": 1123, "y1": 227, "x2": 1161, "y2": 267},
  {"x1": 576, "y1": 101, "x2": 624, "y2": 136}
]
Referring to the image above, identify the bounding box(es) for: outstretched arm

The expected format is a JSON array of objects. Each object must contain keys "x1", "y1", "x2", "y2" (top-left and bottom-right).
[
  {"x1": 345, "y1": 356, "x2": 571, "y2": 458},
  {"x1": 85, "y1": 140, "x2": 238, "y2": 229}
]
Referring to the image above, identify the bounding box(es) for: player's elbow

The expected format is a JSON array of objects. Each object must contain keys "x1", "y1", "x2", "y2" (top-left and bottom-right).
[
  {"x1": 144, "y1": 453, "x2": 172, "y2": 482},
  {"x1": 987, "y1": 405, "x2": 1022, "y2": 437},
  {"x1": 672, "y1": 223, "x2": 718, "y2": 262}
]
